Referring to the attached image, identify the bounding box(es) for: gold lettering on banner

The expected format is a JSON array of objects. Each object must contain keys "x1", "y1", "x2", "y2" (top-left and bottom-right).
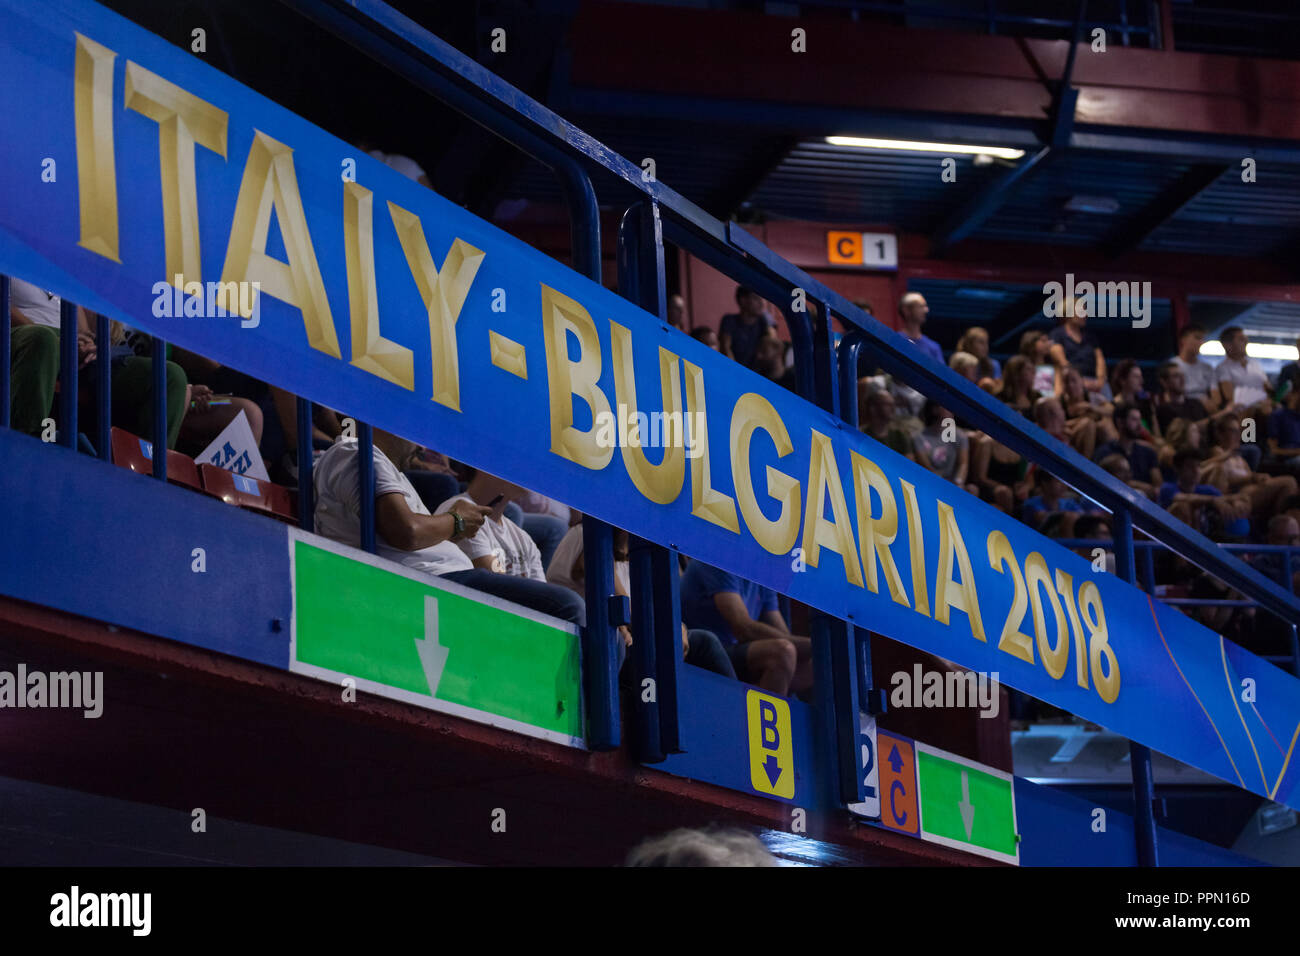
[
  {"x1": 849, "y1": 452, "x2": 910, "y2": 608},
  {"x1": 342, "y1": 182, "x2": 413, "y2": 389},
  {"x1": 935, "y1": 500, "x2": 986, "y2": 642},
  {"x1": 388, "y1": 204, "x2": 482, "y2": 409},
  {"x1": 609, "y1": 320, "x2": 685, "y2": 504},
  {"x1": 74, "y1": 33, "x2": 120, "y2": 262},
  {"x1": 220, "y1": 131, "x2": 340, "y2": 357},
  {"x1": 683, "y1": 360, "x2": 739, "y2": 532},
  {"x1": 801, "y1": 430, "x2": 864, "y2": 587},
  {"x1": 123, "y1": 61, "x2": 228, "y2": 287},
  {"x1": 899, "y1": 480, "x2": 930, "y2": 618},
  {"x1": 730, "y1": 393, "x2": 800, "y2": 555},
  {"x1": 540, "y1": 284, "x2": 613, "y2": 470}
]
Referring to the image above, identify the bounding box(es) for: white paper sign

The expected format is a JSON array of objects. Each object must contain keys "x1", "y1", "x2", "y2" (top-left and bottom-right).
[
  {"x1": 197, "y1": 409, "x2": 269, "y2": 481},
  {"x1": 846, "y1": 712, "x2": 881, "y2": 820}
]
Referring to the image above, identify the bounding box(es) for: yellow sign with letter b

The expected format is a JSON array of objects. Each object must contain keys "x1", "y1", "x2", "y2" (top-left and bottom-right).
[{"x1": 746, "y1": 689, "x2": 794, "y2": 799}]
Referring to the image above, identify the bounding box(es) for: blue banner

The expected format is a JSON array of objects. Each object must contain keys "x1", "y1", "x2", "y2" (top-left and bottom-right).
[{"x1": 3, "y1": 0, "x2": 1299, "y2": 808}]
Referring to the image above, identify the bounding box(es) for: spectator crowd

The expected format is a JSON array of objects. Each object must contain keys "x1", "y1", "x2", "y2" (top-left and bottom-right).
[{"x1": 12, "y1": 215, "x2": 1300, "y2": 698}]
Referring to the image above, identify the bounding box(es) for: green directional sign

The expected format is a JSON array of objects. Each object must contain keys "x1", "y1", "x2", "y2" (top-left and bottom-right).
[
  {"x1": 916, "y1": 743, "x2": 1019, "y2": 864},
  {"x1": 290, "y1": 533, "x2": 584, "y2": 747}
]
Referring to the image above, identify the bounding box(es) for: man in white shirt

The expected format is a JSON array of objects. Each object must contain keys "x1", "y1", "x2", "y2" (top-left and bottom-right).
[
  {"x1": 313, "y1": 429, "x2": 584, "y2": 626},
  {"x1": 8, "y1": 277, "x2": 66, "y2": 435},
  {"x1": 1215, "y1": 326, "x2": 1272, "y2": 413},
  {"x1": 1170, "y1": 324, "x2": 1223, "y2": 408},
  {"x1": 435, "y1": 469, "x2": 545, "y2": 581}
]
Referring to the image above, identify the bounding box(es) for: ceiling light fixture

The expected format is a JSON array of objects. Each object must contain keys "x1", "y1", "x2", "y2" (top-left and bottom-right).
[
  {"x1": 826, "y1": 136, "x2": 1025, "y2": 160},
  {"x1": 1200, "y1": 341, "x2": 1300, "y2": 361}
]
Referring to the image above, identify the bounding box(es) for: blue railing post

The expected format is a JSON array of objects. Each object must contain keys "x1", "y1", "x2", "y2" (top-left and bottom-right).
[
  {"x1": 0, "y1": 274, "x2": 9, "y2": 429},
  {"x1": 356, "y1": 421, "x2": 375, "y2": 553},
  {"x1": 838, "y1": 332, "x2": 865, "y2": 429},
  {"x1": 95, "y1": 314, "x2": 111, "y2": 461},
  {"x1": 296, "y1": 396, "x2": 314, "y2": 532},
  {"x1": 650, "y1": 546, "x2": 682, "y2": 753},
  {"x1": 812, "y1": 299, "x2": 839, "y2": 418},
  {"x1": 58, "y1": 300, "x2": 78, "y2": 450},
  {"x1": 1115, "y1": 509, "x2": 1159, "y2": 866},
  {"x1": 150, "y1": 336, "x2": 167, "y2": 480},
  {"x1": 1290, "y1": 624, "x2": 1300, "y2": 680},
  {"x1": 582, "y1": 516, "x2": 620, "y2": 750},
  {"x1": 618, "y1": 201, "x2": 678, "y2": 760},
  {"x1": 628, "y1": 534, "x2": 662, "y2": 763}
]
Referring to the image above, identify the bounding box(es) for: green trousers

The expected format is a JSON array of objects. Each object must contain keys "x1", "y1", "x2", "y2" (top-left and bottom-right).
[
  {"x1": 9, "y1": 324, "x2": 58, "y2": 436},
  {"x1": 87, "y1": 355, "x2": 189, "y2": 450},
  {"x1": 9, "y1": 326, "x2": 187, "y2": 449}
]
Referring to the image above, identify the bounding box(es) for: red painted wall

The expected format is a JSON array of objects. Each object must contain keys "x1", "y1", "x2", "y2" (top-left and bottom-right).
[{"x1": 679, "y1": 222, "x2": 904, "y2": 339}]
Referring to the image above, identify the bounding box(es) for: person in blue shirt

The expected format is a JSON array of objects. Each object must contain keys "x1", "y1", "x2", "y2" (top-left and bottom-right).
[
  {"x1": 1158, "y1": 448, "x2": 1251, "y2": 538},
  {"x1": 1021, "y1": 472, "x2": 1089, "y2": 536},
  {"x1": 719, "y1": 286, "x2": 777, "y2": 370},
  {"x1": 1093, "y1": 403, "x2": 1162, "y2": 487},
  {"x1": 680, "y1": 560, "x2": 811, "y2": 697},
  {"x1": 897, "y1": 292, "x2": 943, "y2": 365},
  {"x1": 1268, "y1": 387, "x2": 1300, "y2": 469}
]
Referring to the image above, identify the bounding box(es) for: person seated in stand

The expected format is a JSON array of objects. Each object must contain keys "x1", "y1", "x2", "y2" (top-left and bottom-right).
[
  {"x1": 1021, "y1": 472, "x2": 1091, "y2": 537},
  {"x1": 505, "y1": 489, "x2": 572, "y2": 570},
  {"x1": 719, "y1": 286, "x2": 776, "y2": 369},
  {"x1": 910, "y1": 399, "x2": 974, "y2": 495},
  {"x1": 1200, "y1": 415, "x2": 1297, "y2": 523},
  {"x1": 896, "y1": 292, "x2": 943, "y2": 365},
  {"x1": 1159, "y1": 448, "x2": 1251, "y2": 539},
  {"x1": 1267, "y1": 387, "x2": 1300, "y2": 473},
  {"x1": 434, "y1": 468, "x2": 549, "y2": 579},
  {"x1": 546, "y1": 527, "x2": 736, "y2": 679},
  {"x1": 164, "y1": 345, "x2": 267, "y2": 458},
  {"x1": 1093, "y1": 403, "x2": 1163, "y2": 487},
  {"x1": 1157, "y1": 417, "x2": 1204, "y2": 483},
  {"x1": 955, "y1": 326, "x2": 1000, "y2": 384},
  {"x1": 9, "y1": 278, "x2": 189, "y2": 450},
  {"x1": 680, "y1": 561, "x2": 811, "y2": 698},
  {"x1": 1061, "y1": 366, "x2": 1115, "y2": 445},
  {"x1": 1048, "y1": 296, "x2": 1106, "y2": 395},
  {"x1": 988, "y1": 355, "x2": 1040, "y2": 419},
  {"x1": 1247, "y1": 515, "x2": 1300, "y2": 594},
  {"x1": 970, "y1": 434, "x2": 1027, "y2": 515},
  {"x1": 1020, "y1": 330, "x2": 1062, "y2": 398},
  {"x1": 753, "y1": 335, "x2": 797, "y2": 392},
  {"x1": 1035, "y1": 394, "x2": 1095, "y2": 459},
  {"x1": 1171, "y1": 324, "x2": 1226, "y2": 411},
  {"x1": 1215, "y1": 326, "x2": 1273, "y2": 419},
  {"x1": 947, "y1": 351, "x2": 981, "y2": 385},
  {"x1": 1154, "y1": 360, "x2": 1213, "y2": 436},
  {"x1": 690, "y1": 326, "x2": 720, "y2": 351},
  {"x1": 1109, "y1": 359, "x2": 1158, "y2": 441},
  {"x1": 1098, "y1": 453, "x2": 1156, "y2": 501},
  {"x1": 1278, "y1": 335, "x2": 1300, "y2": 401},
  {"x1": 858, "y1": 383, "x2": 909, "y2": 456},
  {"x1": 667, "y1": 294, "x2": 689, "y2": 331},
  {"x1": 313, "y1": 428, "x2": 585, "y2": 626},
  {"x1": 8, "y1": 277, "x2": 66, "y2": 437}
]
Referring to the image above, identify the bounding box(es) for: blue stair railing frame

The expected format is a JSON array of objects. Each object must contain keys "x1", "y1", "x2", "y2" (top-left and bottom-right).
[{"x1": 4, "y1": 0, "x2": 1300, "y2": 865}]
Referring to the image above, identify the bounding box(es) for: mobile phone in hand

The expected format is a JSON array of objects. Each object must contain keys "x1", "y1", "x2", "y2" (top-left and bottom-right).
[{"x1": 488, "y1": 493, "x2": 507, "y2": 518}]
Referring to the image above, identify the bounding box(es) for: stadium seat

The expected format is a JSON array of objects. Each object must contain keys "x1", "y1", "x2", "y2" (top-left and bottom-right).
[
  {"x1": 199, "y1": 463, "x2": 296, "y2": 522},
  {"x1": 109, "y1": 426, "x2": 204, "y2": 491}
]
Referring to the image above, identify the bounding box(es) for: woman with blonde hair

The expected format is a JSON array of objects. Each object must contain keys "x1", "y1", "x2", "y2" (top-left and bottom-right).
[
  {"x1": 956, "y1": 326, "x2": 1000, "y2": 383},
  {"x1": 1158, "y1": 416, "x2": 1202, "y2": 477}
]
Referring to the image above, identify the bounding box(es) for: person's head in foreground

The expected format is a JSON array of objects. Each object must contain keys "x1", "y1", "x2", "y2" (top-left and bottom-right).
[{"x1": 625, "y1": 826, "x2": 777, "y2": 867}]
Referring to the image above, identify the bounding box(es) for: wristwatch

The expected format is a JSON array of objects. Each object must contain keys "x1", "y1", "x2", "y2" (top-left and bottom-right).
[{"x1": 450, "y1": 509, "x2": 466, "y2": 540}]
